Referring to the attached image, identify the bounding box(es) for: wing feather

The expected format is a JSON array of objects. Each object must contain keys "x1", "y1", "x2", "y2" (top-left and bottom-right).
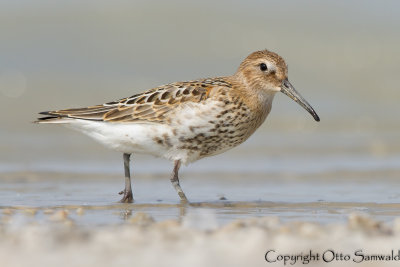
[{"x1": 37, "y1": 78, "x2": 233, "y2": 124}]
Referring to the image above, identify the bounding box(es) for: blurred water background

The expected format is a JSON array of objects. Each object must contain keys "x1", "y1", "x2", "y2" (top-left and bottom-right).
[{"x1": 0, "y1": 0, "x2": 400, "y2": 223}]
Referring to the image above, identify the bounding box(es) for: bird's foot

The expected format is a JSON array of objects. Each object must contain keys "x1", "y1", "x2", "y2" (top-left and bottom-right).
[{"x1": 119, "y1": 190, "x2": 133, "y2": 203}]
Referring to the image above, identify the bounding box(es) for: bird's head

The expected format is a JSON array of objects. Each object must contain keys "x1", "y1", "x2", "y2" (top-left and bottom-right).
[{"x1": 236, "y1": 49, "x2": 320, "y2": 122}]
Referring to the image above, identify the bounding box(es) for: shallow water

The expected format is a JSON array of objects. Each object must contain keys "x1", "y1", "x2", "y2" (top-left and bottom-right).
[{"x1": 1, "y1": 169, "x2": 400, "y2": 226}]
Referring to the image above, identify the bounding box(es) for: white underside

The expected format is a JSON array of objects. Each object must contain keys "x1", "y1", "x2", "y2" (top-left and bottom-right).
[
  {"x1": 56, "y1": 101, "x2": 225, "y2": 165},
  {"x1": 66, "y1": 120, "x2": 173, "y2": 154}
]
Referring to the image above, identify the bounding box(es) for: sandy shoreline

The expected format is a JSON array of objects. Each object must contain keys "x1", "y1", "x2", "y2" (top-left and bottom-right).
[
  {"x1": 2, "y1": 171, "x2": 400, "y2": 266},
  {"x1": 1, "y1": 211, "x2": 400, "y2": 267}
]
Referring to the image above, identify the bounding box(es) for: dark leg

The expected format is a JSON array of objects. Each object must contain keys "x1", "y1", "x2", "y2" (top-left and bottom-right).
[
  {"x1": 119, "y1": 153, "x2": 133, "y2": 203},
  {"x1": 170, "y1": 160, "x2": 188, "y2": 203}
]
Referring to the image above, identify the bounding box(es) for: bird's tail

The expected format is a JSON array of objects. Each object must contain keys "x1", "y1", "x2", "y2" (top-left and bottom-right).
[{"x1": 35, "y1": 105, "x2": 114, "y2": 123}]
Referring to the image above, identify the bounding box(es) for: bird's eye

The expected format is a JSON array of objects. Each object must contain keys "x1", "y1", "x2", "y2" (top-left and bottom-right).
[{"x1": 259, "y1": 63, "x2": 268, "y2": 72}]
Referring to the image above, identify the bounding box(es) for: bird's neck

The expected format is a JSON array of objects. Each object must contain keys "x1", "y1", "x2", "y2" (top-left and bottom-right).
[{"x1": 227, "y1": 75, "x2": 276, "y2": 115}]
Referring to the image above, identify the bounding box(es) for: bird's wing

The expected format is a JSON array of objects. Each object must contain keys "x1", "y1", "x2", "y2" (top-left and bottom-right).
[{"x1": 37, "y1": 79, "x2": 232, "y2": 123}]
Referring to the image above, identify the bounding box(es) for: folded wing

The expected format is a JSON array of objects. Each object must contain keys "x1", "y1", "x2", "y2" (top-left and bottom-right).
[{"x1": 36, "y1": 80, "x2": 228, "y2": 124}]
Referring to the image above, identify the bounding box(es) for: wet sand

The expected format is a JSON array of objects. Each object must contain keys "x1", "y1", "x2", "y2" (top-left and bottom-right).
[
  {"x1": 1, "y1": 205, "x2": 400, "y2": 267},
  {"x1": 2, "y1": 170, "x2": 400, "y2": 223},
  {"x1": 1, "y1": 171, "x2": 400, "y2": 266}
]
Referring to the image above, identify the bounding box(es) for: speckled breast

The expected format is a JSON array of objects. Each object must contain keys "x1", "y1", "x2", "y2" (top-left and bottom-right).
[{"x1": 176, "y1": 95, "x2": 269, "y2": 159}]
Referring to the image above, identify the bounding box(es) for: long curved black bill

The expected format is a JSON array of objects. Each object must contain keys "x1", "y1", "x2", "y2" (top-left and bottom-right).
[{"x1": 281, "y1": 79, "x2": 320, "y2": 122}]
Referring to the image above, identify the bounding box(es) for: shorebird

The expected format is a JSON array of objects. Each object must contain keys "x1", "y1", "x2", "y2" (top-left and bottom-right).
[{"x1": 37, "y1": 49, "x2": 320, "y2": 203}]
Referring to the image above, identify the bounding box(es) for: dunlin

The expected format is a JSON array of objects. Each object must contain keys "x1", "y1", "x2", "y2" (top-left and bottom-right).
[{"x1": 37, "y1": 49, "x2": 320, "y2": 203}]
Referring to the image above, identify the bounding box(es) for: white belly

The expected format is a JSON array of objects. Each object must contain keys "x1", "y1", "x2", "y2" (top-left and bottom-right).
[
  {"x1": 66, "y1": 120, "x2": 190, "y2": 160},
  {"x1": 64, "y1": 101, "x2": 225, "y2": 164}
]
